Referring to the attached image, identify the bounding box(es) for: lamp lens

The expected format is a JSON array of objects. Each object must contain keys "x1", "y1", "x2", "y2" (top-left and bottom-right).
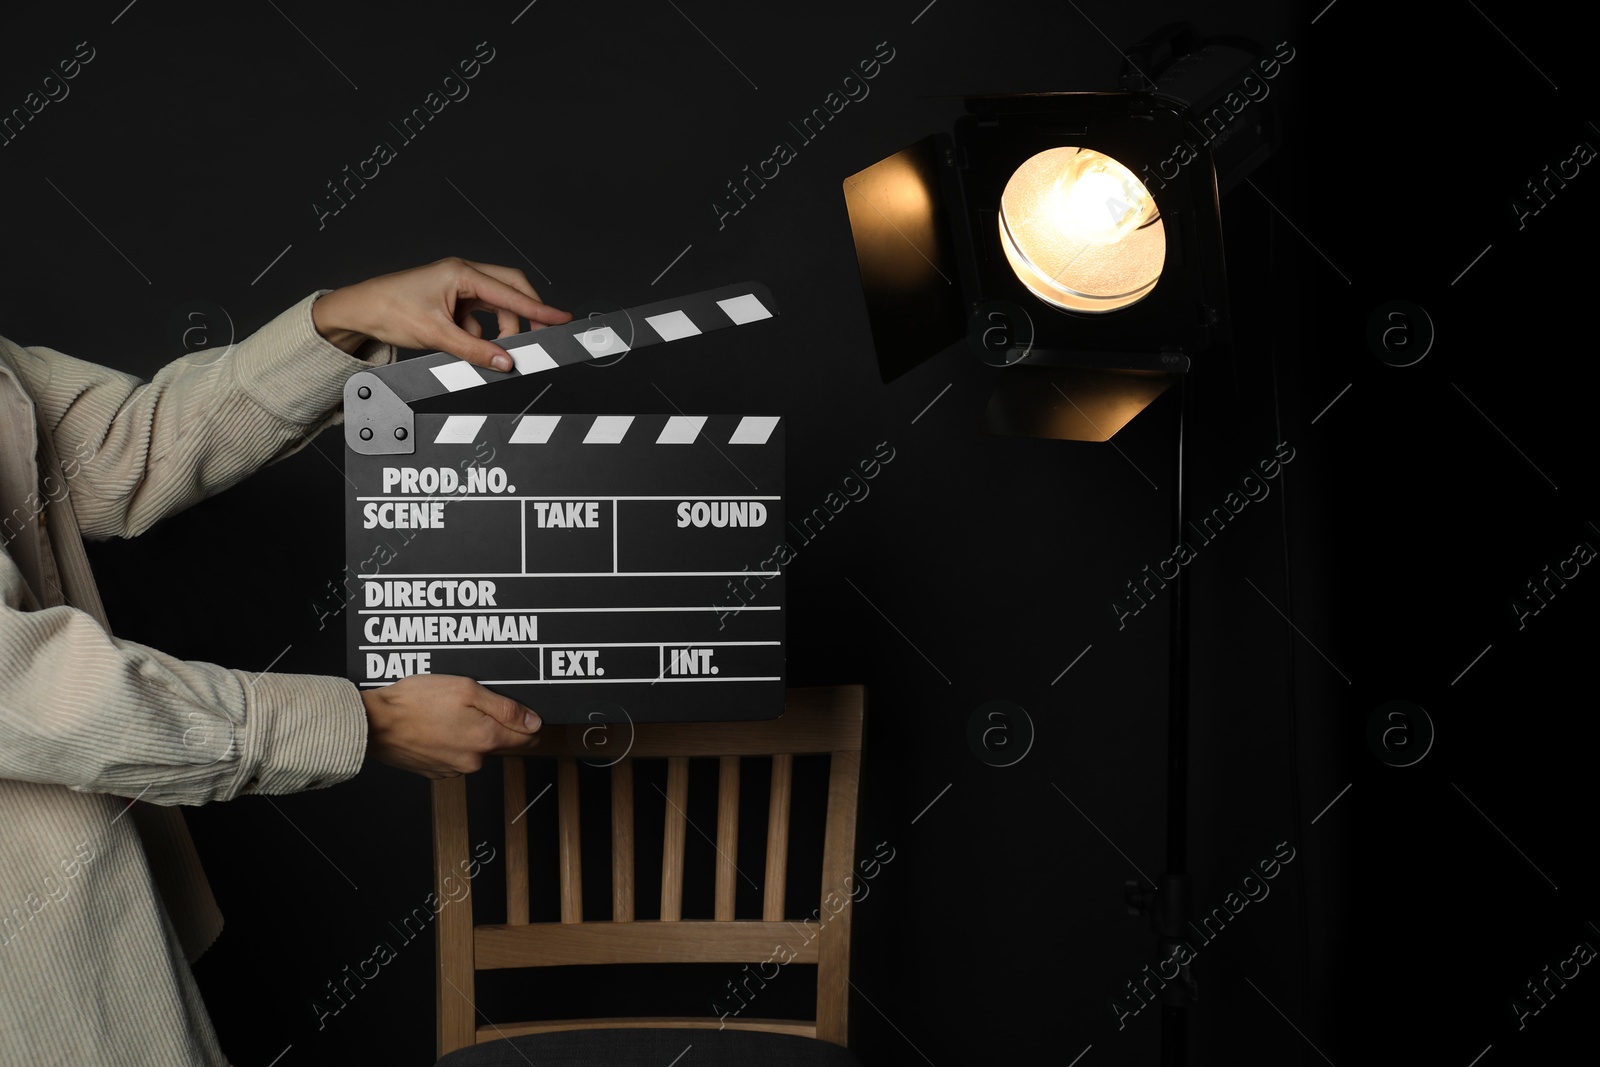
[{"x1": 999, "y1": 147, "x2": 1165, "y2": 313}]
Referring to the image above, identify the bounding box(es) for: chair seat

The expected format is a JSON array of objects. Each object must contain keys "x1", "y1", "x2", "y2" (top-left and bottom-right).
[{"x1": 436, "y1": 1027, "x2": 865, "y2": 1067}]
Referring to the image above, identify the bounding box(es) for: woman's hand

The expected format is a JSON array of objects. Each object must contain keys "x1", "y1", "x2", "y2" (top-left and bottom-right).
[
  {"x1": 361, "y1": 674, "x2": 542, "y2": 779},
  {"x1": 312, "y1": 257, "x2": 572, "y2": 370}
]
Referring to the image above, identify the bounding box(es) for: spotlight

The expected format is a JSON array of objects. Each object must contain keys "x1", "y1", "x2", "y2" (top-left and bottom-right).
[
  {"x1": 841, "y1": 30, "x2": 1292, "y2": 1067},
  {"x1": 842, "y1": 27, "x2": 1281, "y2": 440}
]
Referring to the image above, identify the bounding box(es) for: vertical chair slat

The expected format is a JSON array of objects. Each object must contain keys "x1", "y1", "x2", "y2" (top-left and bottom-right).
[
  {"x1": 715, "y1": 756, "x2": 740, "y2": 921},
  {"x1": 611, "y1": 760, "x2": 635, "y2": 922},
  {"x1": 763, "y1": 753, "x2": 793, "y2": 921},
  {"x1": 503, "y1": 757, "x2": 529, "y2": 925},
  {"x1": 815, "y1": 749, "x2": 861, "y2": 1047},
  {"x1": 557, "y1": 756, "x2": 582, "y2": 924},
  {"x1": 431, "y1": 777, "x2": 476, "y2": 1057},
  {"x1": 660, "y1": 756, "x2": 689, "y2": 921}
]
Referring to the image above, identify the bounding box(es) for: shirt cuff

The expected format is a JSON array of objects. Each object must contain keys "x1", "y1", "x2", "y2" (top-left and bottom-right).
[
  {"x1": 232, "y1": 672, "x2": 369, "y2": 794},
  {"x1": 229, "y1": 290, "x2": 397, "y2": 427}
]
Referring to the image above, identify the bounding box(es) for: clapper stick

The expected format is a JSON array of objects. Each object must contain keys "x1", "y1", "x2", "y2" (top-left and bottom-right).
[
  {"x1": 344, "y1": 282, "x2": 777, "y2": 456},
  {"x1": 342, "y1": 282, "x2": 788, "y2": 724}
]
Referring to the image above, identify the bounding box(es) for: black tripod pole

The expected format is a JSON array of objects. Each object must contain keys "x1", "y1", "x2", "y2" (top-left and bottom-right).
[{"x1": 1159, "y1": 373, "x2": 1194, "y2": 1067}]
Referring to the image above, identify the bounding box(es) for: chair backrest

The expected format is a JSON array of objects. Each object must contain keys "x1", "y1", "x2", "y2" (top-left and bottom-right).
[{"x1": 431, "y1": 685, "x2": 866, "y2": 1058}]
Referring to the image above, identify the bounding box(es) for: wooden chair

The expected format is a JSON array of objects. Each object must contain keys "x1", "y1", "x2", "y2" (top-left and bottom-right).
[{"x1": 431, "y1": 685, "x2": 867, "y2": 1066}]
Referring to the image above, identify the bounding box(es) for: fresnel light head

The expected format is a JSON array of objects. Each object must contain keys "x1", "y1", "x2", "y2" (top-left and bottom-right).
[{"x1": 843, "y1": 30, "x2": 1275, "y2": 441}]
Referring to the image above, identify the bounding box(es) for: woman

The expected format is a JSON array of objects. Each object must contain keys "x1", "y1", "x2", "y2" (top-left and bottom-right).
[{"x1": 0, "y1": 257, "x2": 566, "y2": 1065}]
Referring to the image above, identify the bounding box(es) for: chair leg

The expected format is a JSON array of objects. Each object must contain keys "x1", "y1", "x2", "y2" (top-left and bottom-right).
[{"x1": 433, "y1": 776, "x2": 476, "y2": 1055}]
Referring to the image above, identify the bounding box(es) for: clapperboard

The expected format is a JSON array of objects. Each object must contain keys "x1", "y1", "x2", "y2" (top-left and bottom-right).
[{"x1": 343, "y1": 283, "x2": 785, "y2": 723}]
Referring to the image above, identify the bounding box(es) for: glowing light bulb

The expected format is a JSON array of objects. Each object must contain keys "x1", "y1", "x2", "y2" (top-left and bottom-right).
[
  {"x1": 1048, "y1": 155, "x2": 1153, "y2": 243},
  {"x1": 999, "y1": 147, "x2": 1165, "y2": 314}
]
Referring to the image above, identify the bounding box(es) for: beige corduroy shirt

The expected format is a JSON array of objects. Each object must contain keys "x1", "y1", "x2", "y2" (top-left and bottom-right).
[{"x1": 0, "y1": 292, "x2": 395, "y2": 1065}]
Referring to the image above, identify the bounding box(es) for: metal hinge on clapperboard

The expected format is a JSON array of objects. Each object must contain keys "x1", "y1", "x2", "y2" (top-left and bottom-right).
[{"x1": 342, "y1": 283, "x2": 786, "y2": 725}]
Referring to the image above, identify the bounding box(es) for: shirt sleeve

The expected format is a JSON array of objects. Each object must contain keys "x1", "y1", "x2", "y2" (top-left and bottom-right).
[
  {"x1": 0, "y1": 595, "x2": 369, "y2": 804},
  {"x1": 0, "y1": 291, "x2": 391, "y2": 802},
  {"x1": 6, "y1": 291, "x2": 396, "y2": 540}
]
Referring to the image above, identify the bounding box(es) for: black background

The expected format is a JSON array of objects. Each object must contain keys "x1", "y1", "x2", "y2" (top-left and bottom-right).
[{"x1": 3, "y1": 1, "x2": 1596, "y2": 1064}]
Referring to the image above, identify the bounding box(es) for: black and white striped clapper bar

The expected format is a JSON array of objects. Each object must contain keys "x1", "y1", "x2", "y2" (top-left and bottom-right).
[{"x1": 343, "y1": 282, "x2": 784, "y2": 724}]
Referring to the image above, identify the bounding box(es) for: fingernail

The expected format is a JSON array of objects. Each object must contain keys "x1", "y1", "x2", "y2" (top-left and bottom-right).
[
  {"x1": 523, "y1": 711, "x2": 540, "y2": 730},
  {"x1": 493, "y1": 354, "x2": 512, "y2": 371}
]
